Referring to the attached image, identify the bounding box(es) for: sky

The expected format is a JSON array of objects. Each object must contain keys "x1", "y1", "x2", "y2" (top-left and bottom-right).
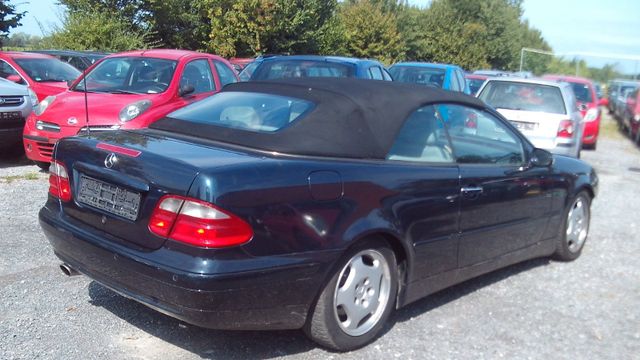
[{"x1": 7, "y1": 0, "x2": 640, "y2": 73}]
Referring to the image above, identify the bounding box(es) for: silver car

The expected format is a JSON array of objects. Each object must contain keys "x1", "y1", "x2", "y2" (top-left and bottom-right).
[
  {"x1": 0, "y1": 78, "x2": 37, "y2": 151},
  {"x1": 477, "y1": 77, "x2": 583, "y2": 158}
]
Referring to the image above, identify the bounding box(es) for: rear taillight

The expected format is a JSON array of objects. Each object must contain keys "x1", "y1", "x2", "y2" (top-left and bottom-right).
[
  {"x1": 557, "y1": 120, "x2": 574, "y2": 138},
  {"x1": 149, "y1": 195, "x2": 253, "y2": 248},
  {"x1": 48, "y1": 160, "x2": 71, "y2": 202}
]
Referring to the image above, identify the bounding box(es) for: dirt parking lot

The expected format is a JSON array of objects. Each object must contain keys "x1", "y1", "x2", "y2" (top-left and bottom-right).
[{"x1": 0, "y1": 113, "x2": 638, "y2": 360}]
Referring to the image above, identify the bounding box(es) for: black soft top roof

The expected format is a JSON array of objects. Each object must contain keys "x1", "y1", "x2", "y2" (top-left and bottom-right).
[{"x1": 150, "y1": 78, "x2": 487, "y2": 159}]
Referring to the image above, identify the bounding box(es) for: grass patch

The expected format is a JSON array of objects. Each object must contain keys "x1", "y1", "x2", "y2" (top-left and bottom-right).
[
  {"x1": 599, "y1": 110, "x2": 624, "y2": 140},
  {"x1": 0, "y1": 172, "x2": 42, "y2": 183}
]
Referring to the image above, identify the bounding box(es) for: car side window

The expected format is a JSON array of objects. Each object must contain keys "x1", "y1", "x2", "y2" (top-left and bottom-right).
[
  {"x1": 214, "y1": 60, "x2": 238, "y2": 87},
  {"x1": 0, "y1": 60, "x2": 24, "y2": 84},
  {"x1": 180, "y1": 59, "x2": 215, "y2": 94},
  {"x1": 386, "y1": 105, "x2": 454, "y2": 163},
  {"x1": 369, "y1": 66, "x2": 384, "y2": 80},
  {"x1": 382, "y1": 68, "x2": 393, "y2": 81},
  {"x1": 436, "y1": 104, "x2": 524, "y2": 165},
  {"x1": 456, "y1": 70, "x2": 466, "y2": 93},
  {"x1": 449, "y1": 71, "x2": 461, "y2": 91}
]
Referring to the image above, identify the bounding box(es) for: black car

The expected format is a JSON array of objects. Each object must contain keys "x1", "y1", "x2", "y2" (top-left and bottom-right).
[
  {"x1": 29, "y1": 50, "x2": 108, "y2": 71},
  {"x1": 40, "y1": 78, "x2": 597, "y2": 351}
]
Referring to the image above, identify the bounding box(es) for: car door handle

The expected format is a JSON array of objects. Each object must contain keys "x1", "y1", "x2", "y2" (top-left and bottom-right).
[
  {"x1": 461, "y1": 186, "x2": 483, "y2": 193},
  {"x1": 461, "y1": 186, "x2": 483, "y2": 199}
]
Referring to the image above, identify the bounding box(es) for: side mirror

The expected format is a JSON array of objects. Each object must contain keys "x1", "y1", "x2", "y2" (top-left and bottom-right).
[
  {"x1": 598, "y1": 98, "x2": 608, "y2": 107},
  {"x1": 578, "y1": 103, "x2": 588, "y2": 112},
  {"x1": 179, "y1": 84, "x2": 195, "y2": 97},
  {"x1": 6, "y1": 74, "x2": 22, "y2": 83},
  {"x1": 530, "y1": 148, "x2": 553, "y2": 167},
  {"x1": 66, "y1": 79, "x2": 74, "y2": 88}
]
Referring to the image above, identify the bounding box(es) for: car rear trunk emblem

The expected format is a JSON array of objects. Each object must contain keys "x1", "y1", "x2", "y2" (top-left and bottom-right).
[{"x1": 104, "y1": 153, "x2": 117, "y2": 169}]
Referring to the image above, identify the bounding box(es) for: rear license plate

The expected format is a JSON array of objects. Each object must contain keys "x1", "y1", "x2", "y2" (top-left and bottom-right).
[
  {"x1": 77, "y1": 175, "x2": 141, "y2": 221},
  {"x1": 510, "y1": 121, "x2": 537, "y2": 131}
]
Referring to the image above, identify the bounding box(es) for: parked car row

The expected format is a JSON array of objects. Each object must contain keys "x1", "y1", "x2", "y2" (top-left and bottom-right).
[
  {"x1": 2, "y1": 48, "x2": 610, "y2": 166},
  {"x1": 607, "y1": 79, "x2": 640, "y2": 143}
]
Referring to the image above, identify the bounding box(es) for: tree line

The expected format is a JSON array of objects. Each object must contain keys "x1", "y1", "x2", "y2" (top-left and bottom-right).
[{"x1": 0, "y1": 0, "x2": 626, "y2": 81}]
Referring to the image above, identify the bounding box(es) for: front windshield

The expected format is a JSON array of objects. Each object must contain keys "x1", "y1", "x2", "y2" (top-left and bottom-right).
[
  {"x1": 74, "y1": 57, "x2": 177, "y2": 94},
  {"x1": 14, "y1": 58, "x2": 80, "y2": 82},
  {"x1": 569, "y1": 82, "x2": 593, "y2": 103},
  {"x1": 388, "y1": 66, "x2": 446, "y2": 88}
]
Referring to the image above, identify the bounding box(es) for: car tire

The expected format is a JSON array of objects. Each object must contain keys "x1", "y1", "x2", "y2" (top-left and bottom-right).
[
  {"x1": 553, "y1": 191, "x2": 591, "y2": 262},
  {"x1": 34, "y1": 161, "x2": 50, "y2": 172},
  {"x1": 304, "y1": 238, "x2": 398, "y2": 351}
]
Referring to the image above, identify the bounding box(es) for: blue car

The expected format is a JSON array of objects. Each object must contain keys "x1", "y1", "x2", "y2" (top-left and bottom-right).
[
  {"x1": 240, "y1": 55, "x2": 393, "y2": 82},
  {"x1": 389, "y1": 62, "x2": 470, "y2": 94}
]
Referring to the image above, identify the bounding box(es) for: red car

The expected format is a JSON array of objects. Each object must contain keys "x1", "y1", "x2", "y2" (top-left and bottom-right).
[
  {"x1": 543, "y1": 75, "x2": 606, "y2": 149},
  {"x1": 465, "y1": 74, "x2": 488, "y2": 96},
  {"x1": 23, "y1": 49, "x2": 238, "y2": 169},
  {"x1": 622, "y1": 88, "x2": 640, "y2": 143},
  {"x1": 0, "y1": 51, "x2": 80, "y2": 101},
  {"x1": 228, "y1": 57, "x2": 254, "y2": 72}
]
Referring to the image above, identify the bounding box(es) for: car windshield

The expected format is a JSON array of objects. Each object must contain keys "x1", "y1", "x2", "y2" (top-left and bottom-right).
[
  {"x1": 467, "y1": 78, "x2": 485, "y2": 95},
  {"x1": 569, "y1": 82, "x2": 593, "y2": 103},
  {"x1": 74, "y1": 57, "x2": 177, "y2": 94},
  {"x1": 251, "y1": 60, "x2": 356, "y2": 80},
  {"x1": 479, "y1": 81, "x2": 567, "y2": 114},
  {"x1": 167, "y1": 91, "x2": 314, "y2": 133},
  {"x1": 388, "y1": 66, "x2": 446, "y2": 88},
  {"x1": 14, "y1": 58, "x2": 80, "y2": 82}
]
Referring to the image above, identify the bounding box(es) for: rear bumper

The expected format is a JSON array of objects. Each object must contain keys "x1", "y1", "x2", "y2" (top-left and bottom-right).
[{"x1": 39, "y1": 204, "x2": 338, "y2": 330}]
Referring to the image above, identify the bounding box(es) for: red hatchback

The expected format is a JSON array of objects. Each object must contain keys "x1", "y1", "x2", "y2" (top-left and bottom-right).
[
  {"x1": 23, "y1": 49, "x2": 238, "y2": 168},
  {"x1": 543, "y1": 75, "x2": 605, "y2": 149},
  {"x1": 0, "y1": 51, "x2": 80, "y2": 101}
]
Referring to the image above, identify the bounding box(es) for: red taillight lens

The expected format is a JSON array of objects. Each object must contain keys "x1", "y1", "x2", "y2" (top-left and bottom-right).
[
  {"x1": 557, "y1": 120, "x2": 574, "y2": 138},
  {"x1": 48, "y1": 160, "x2": 71, "y2": 202},
  {"x1": 148, "y1": 195, "x2": 253, "y2": 248}
]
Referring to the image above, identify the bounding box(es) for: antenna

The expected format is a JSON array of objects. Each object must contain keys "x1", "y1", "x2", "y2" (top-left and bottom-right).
[{"x1": 82, "y1": 68, "x2": 90, "y2": 136}]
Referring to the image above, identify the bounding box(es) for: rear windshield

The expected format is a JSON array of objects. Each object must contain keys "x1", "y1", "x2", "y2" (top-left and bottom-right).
[
  {"x1": 14, "y1": 58, "x2": 80, "y2": 82},
  {"x1": 388, "y1": 66, "x2": 446, "y2": 88},
  {"x1": 251, "y1": 60, "x2": 355, "y2": 80},
  {"x1": 166, "y1": 91, "x2": 314, "y2": 133},
  {"x1": 479, "y1": 81, "x2": 567, "y2": 115},
  {"x1": 569, "y1": 81, "x2": 593, "y2": 103}
]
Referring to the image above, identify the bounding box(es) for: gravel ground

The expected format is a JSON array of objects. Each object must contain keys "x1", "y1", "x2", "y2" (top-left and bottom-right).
[{"x1": 0, "y1": 112, "x2": 638, "y2": 359}]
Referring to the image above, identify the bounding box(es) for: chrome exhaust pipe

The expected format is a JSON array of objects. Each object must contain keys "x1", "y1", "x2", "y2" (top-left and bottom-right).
[{"x1": 60, "y1": 263, "x2": 80, "y2": 276}]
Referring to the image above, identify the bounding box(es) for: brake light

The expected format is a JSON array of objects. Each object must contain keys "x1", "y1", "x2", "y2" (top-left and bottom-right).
[
  {"x1": 148, "y1": 195, "x2": 253, "y2": 248},
  {"x1": 49, "y1": 160, "x2": 71, "y2": 202},
  {"x1": 557, "y1": 120, "x2": 574, "y2": 138}
]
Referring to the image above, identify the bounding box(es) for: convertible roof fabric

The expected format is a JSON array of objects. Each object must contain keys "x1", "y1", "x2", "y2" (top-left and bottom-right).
[{"x1": 150, "y1": 78, "x2": 487, "y2": 159}]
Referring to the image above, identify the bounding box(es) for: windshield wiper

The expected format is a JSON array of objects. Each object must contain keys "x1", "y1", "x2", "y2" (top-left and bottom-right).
[{"x1": 108, "y1": 90, "x2": 143, "y2": 95}]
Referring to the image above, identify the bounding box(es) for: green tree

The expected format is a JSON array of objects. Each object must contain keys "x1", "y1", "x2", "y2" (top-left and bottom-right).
[
  {"x1": 338, "y1": 0, "x2": 404, "y2": 64},
  {"x1": 205, "y1": 0, "x2": 338, "y2": 57},
  {"x1": 0, "y1": 0, "x2": 26, "y2": 47},
  {"x1": 40, "y1": 10, "x2": 151, "y2": 52},
  {"x1": 59, "y1": 0, "x2": 209, "y2": 49}
]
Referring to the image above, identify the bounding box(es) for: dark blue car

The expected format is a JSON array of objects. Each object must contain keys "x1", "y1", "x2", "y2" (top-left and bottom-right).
[
  {"x1": 389, "y1": 62, "x2": 471, "y2": 94},
  {"x1": 41, "y1": 79, "x2": 596, "y2": 351},
  {"x1": 239, "y1": 55, "x2": 393, "y2": 82}
]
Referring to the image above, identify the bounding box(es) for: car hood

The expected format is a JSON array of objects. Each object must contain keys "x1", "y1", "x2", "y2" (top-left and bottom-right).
[
  {"x1": 39, "y1": 91, "x2": 161, "y2": 126},
  {"x1": 0, "y1": 79, "x2": 28, "y2": 95},
  {"x1": 32, "y1": 81, "x2": 69, "y2": 100}
]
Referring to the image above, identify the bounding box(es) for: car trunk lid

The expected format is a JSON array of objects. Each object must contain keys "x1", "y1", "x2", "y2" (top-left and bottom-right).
[
  {"x1": 496, "y1": 108, "x2": 568, "y2": 149},
  {"x1": 53, "y1": 130, "x2": 255, "y2": 250}
]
